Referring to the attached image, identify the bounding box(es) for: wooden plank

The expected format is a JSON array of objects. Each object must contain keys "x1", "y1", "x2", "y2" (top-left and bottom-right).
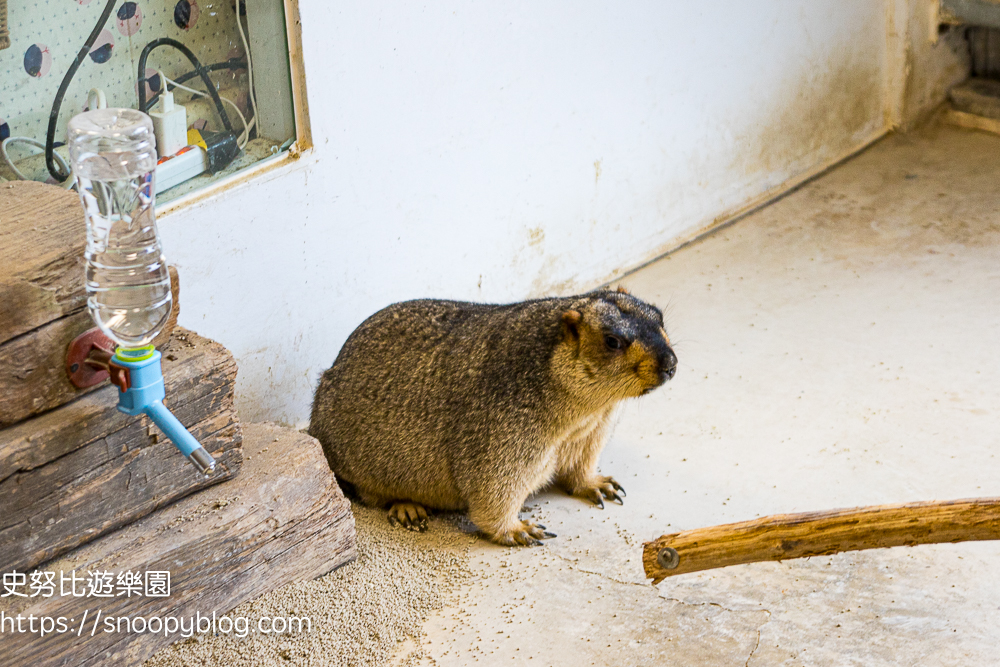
[
  {"x1": 0, "y1": 423, "x2": 356, "y2": 667},
  {"x1": 0, "y1": 181, "x2": 87, "y2": 346},
  {"x1": 0, "y1": 328, "x2": 243, "y2": 574},
  {"x1": 643, "y1": 498, "x2": 1000, "y2": 583},
  {"x1": 0, "y1": 310, "x2": 93, "y2": 427},
  {"x1": 0, "y1": 179, "x2": 180, "y2": 427},
  {"x1": 0, "y1": 266, "x2": 180, "y2": 428}
]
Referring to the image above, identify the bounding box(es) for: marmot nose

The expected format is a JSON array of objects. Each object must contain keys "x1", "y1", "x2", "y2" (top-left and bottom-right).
[{"x1": 659, "y1": 349, "x2": 678, "y2": 381}]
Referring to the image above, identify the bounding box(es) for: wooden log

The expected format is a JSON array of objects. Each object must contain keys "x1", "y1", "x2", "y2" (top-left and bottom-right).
[
  {"x1": 642, "y1": 498, "x2": 1000, "y2": 583},
  {"x1": 0, "y1": 423, "x2": 356, "y2": 667},
  {"x1": 0, "y1": 180, "x2": 180, "y2": 427},
  {"x1": 0, "y1": 328, "x2": 242, "y2": 574}
]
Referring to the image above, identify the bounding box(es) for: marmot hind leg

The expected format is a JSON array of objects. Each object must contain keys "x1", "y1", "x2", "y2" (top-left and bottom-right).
[
  {"x1": 356, "y1": 489, "x2": 389, "y2": 508},
  {"x1": 387, "y1": 501, "x2": 430, "y2": 532},
  {"x1": 356, "y1": 489, "x2": 432, "y2": 531},
  {"x1": 467, "y1": 486, "x2": 556, "y2": 547}
]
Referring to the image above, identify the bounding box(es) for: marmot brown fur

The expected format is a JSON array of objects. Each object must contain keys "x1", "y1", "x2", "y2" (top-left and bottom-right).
[{"x1": 308, "y1": 287, "x2": 677, "y2": 546}]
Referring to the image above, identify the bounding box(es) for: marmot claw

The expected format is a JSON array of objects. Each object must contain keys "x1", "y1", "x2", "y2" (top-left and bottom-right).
[
  {"x1": 573, "y1": 476, "x2": 626, "y2": 508},
  {"x1": 387, "y1": 502, "x2": 430, "y2": 532},
  {"x1": 492, "y1": 521, "x2": 557, "y2": 546}
]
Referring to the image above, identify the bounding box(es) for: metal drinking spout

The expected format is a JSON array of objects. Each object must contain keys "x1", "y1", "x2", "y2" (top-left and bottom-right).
[
  {"x1": 109, "y1": 346, "x2": 216, "y2": 476},
  {"x1": 143, "y1": 401, "x2": 216, "y2": 475}
]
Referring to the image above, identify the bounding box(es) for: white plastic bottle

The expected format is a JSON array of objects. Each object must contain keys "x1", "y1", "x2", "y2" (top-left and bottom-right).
[{"x1": 68, "y1": 108, "x2": 172, "y2": 348}]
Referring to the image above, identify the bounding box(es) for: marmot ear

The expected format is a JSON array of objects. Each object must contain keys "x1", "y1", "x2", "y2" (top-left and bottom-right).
[
  {"x1": 562, "y1": 310, "x2": 582, "y2": 343},
  {"x1": 616, "y1": 285, "x2": 630, "y2": 294}
]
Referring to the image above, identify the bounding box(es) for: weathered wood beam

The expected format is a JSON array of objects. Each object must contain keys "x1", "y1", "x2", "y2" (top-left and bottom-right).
[
  {"x1": 0, "y1": 181, "x2": 87, "y2": 346},
  {"x1": 643, "y1": 498, "x2": 1000, "y2": 583},
  {"x1": 0, "y1": 328, "x2": 242, "y2": 573},
  {"x1": 0, "y1": 424, "x2": 356, "y2": 667},
  {"x1": 0, "y1": 180, "x2": 180, "y2": 427},
  {"x1": 0, "y1": 265, "x2": 181, "y2": 427}
]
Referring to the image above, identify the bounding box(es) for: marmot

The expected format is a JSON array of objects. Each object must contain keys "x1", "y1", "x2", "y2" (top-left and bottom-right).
[{"x1": 308, "y1": 287, "x2": 677, "y2": 546}]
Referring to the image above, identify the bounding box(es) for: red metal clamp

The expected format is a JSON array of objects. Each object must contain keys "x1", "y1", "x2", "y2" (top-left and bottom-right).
[{"x1": 66, "y1": 328, "x2": 118, "y2": 389}]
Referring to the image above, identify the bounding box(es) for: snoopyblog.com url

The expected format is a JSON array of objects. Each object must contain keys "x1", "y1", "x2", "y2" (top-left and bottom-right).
[{"x1": 1, "y1": 610, "x2": 311, "y2": 638}]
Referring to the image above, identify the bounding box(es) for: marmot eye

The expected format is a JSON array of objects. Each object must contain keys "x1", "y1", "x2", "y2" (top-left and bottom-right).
[{"x1": 604, "y1": 335, "x2": 624, "y2": 350}]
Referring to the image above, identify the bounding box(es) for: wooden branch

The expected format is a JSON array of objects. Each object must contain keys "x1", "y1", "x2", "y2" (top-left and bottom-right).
[
  {"x1": 0, "y1": 328, "x2": 242, "y2": 573},
  {"x1": 643, "y1": 498, "x2": 1000, "y2": 583},
  {"x1": 0, "y1": 424, "x2": 355, "y2": 667}
]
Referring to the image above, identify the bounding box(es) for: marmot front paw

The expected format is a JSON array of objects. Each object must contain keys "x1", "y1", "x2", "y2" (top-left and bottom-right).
[
  {"x1": 491, "y1": 521, "x2": 557, "y2": 547},
  {"x1": 570, "y1": 475, "x2": 625, "y2": 509}
]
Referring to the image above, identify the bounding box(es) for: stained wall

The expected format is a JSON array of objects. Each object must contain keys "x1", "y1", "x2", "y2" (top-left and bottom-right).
[{"x1": 157, "y1": 1, "x2": 942, "y2": 424}]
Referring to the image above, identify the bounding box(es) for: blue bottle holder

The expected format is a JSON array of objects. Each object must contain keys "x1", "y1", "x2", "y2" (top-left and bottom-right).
[{"x1": 110, "y1": 346, "x2": 216, "y2": 475}]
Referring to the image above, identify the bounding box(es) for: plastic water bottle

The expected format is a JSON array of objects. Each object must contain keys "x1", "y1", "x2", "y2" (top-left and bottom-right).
[
  {"x1": 67, "y1": 109, "x2": 213, "y2": 477},
  {"x1": 68, "y1": 108, "x2": 171, "y2": 349}
]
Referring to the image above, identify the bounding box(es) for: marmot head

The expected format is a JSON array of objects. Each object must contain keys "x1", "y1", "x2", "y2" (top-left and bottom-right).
[{"x1": 557, "y1": 287, "x2": 677, "y2": 404}]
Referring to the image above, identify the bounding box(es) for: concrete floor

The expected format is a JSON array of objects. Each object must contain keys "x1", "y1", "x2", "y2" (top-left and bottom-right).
[
  {"x1": 148, "y1": 124, "x2": 1000, "y2": 667},
  {"x1": 406, "y1": 124, "x2": 1000, "y2": 666}
]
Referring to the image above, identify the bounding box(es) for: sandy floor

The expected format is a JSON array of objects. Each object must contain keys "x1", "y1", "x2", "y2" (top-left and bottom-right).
[{"x1": 148, "y1": 123, "x2": 1000, "y2": 666}]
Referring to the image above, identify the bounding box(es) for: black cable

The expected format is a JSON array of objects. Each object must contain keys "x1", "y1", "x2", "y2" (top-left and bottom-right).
[
  {"x1": 142, "y1": 59, "x2": 247, "y2": 113},
  {"x1": 45, "y1": 0, "x2": 116, "y2": 182},
  {"x1": 137, "y1": 38, "x2": 234, "y2": 135}
]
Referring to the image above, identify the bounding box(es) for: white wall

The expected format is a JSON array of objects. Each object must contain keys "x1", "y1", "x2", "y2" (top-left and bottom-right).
[{"x1": 161, "y1": 1, "x2": 896, "y2": 426}]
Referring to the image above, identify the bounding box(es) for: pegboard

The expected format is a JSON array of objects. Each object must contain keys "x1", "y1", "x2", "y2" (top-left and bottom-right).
[
  {"x1": 1, "y1": 0, "x2": 10, "y2": 51},
  {"x1": 0, "y1": 1, "x2": 292, "y2": 181}
]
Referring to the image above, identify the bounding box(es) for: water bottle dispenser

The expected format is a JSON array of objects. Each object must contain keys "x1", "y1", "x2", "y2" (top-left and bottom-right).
[{"x1": 66, "y1": 108, "x2": 216, "y2": 475}]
